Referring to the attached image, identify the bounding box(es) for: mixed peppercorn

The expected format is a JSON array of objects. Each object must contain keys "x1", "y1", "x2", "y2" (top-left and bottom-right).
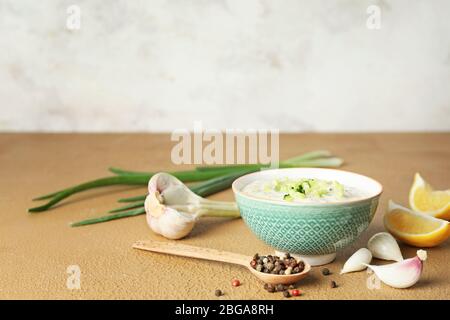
[
  {"x1": 263, "y1": 283, "x2": 301, "y2": 298},
  {"x1": 231, "y1": 279, "x2": 241, "y2": 287},
  {"x1": 252, "y1": 253, "x2": 306, "y2": 298},
  {"x1": 321, "y1": 268, "x2": 331, "y2": 276},
  {"x1": 321, "y1": 267, "x2": 338, "y2": 288},
  {"x1": 214, "y1": 254, "x2": 340, "y2": 298},
  {"x1": 250, "y1": 253, "x2": 305, "y2": 275}
]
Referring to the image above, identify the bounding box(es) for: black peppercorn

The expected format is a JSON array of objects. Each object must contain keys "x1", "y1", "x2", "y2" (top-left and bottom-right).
[
  {"x1": 215, "y1": 289, "x2": 222, "y2": 297},
  {"x1": 330, "y1": 280, "x2": 338, "y2": 288},
  {"x1": 298, "y1": 261, "x2": 305, "y2": 271},
  {"x1": 283, "y1": 290, "x2": 291, "y2": 298},
  {"x1": 322, "y1": 268, "x2": 331, "y2": 276},
  {"x1": 251, "y1": 252, "x2": 305, "y2": 276}
]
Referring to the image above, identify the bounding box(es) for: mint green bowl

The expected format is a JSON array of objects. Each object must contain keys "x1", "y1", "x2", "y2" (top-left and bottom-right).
[{"x1": 232, "y1": 168, "x2": 382, "y2": 266}]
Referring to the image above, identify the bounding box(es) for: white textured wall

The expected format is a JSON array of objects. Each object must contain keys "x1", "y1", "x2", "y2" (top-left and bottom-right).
[{"x1": 0, "y1": 0, "x2": 449, "y2": 132}]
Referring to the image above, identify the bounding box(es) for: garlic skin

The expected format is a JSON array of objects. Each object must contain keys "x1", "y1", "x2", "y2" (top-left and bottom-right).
[
  {"x1": 368, "y1": 232, "x2": 403, "y2": 262},
  {"x1": 145, "y1": 196, "x2": 197, "y2": 240},
  {"x1": 145, "y1": 173, "x2": 239, "y2": 240},
  {"x1": 341, "y1": 248, "x2": 372, "y2": 274},
  {"x1": 364, "y1": 250, "x2": 427, "y2": 289}
]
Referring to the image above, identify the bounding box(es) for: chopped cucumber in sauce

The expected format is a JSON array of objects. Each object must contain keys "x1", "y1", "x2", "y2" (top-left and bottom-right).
[
  {"x1": 243, "y1": 177, "x2": 365, "y2": 203},
  {"x1": 274, "y1": 178, "x2": 344, "y2": 201}
]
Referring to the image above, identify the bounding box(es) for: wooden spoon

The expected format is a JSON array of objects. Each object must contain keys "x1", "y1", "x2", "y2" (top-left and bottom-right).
[{"x1": 133, "y1": 240, "x2": 311, "y2": 285}]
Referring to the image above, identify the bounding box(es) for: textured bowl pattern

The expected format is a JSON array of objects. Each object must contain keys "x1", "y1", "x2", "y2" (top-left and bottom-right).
[{"x1": 236, "y1": 194, "x2": 379, "y2": 255}]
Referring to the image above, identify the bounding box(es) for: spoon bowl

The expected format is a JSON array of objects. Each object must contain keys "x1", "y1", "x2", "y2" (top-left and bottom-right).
[{"x1": 133, "y1": 240, "x2": 311, "y2": 285}]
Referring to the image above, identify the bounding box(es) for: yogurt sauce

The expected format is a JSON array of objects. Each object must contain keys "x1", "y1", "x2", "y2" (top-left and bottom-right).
[{"x1": 242, "y1": 178, "x2": 368, "y2": 203}]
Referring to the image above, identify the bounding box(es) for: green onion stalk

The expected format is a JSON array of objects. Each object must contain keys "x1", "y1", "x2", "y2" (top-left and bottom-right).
[
  {"x1": 29, "y1": 169, "x2": 234, "y2": 212},
  {"x1": 30, "y1": 150, "x2": 343, "y2": 227},
  {"x1": 71, "y1": 170, "x2": 248, "y2": 229}
]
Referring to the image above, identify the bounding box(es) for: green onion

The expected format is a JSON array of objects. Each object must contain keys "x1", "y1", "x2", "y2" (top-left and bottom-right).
[
  {"x1": 195, "y1": 164, "x2": 262, "y2": 173},
  {"x1": 70, "y1": 170, "x2": 251, "y2": 227},
  {"x1": 111, "y1": 169, "x2": 251, "y2": 215},
  {"x1": 71, "y1": 207, "x2": 146, "y2": 227},
  {"x1": 32, "y1": 174, "x2": 153, "y2": 201},
  {"x1": 108, "y1": 151, "x2": 342, "y2": 176},
  {"x1": 29, "y1": 169, "x2": 239, "y2": 213},
  {"x1": 118, "y1": 195, "x2": 146, "y2": 203},
  {"x1": 108, "y1": 202, "x2": 145, "y2": 214},
  {"x1": 108, "y1": 167, "x2": 152, "y2": 176},
  {"x1": 31, "y1": 150, "x2": 343, "y2": 217},
  {"x1": 188, "y1": 169, "x2": 253, "y2": 196},
  {"x1": 195, "y1": 157, "x2": 343, "y2": 173},
  {"x1": 29, "y1": 175, "x2": 150, "y2": 212},
  {"x1": 110, "y1": 167, "x2": 235, "y2": 177}
]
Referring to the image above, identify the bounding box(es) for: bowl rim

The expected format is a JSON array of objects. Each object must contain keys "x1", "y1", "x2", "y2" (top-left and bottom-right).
[{"x1": 232, "y1": 167, "x2": 383, "y2": 207}]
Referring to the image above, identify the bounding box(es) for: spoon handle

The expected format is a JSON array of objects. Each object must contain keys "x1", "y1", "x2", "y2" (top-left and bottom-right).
[{"x1": 133, "y1": 240, "x2": 250, "y2": 267}]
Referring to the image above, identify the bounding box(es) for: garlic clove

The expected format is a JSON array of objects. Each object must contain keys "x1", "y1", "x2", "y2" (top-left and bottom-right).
[
  {"x1": 368, "y1": 232, "x2": 403, "y2": 262},
  {"x1": 341, "y1": 248, "x2": 372, "y2": 274},
  {"x1": 364, "y1": 250, "x2": 427, "y2": 289},
  {"x1": 146, "y1": 206, "x2": 197, "y2": 240},
  {"x1": 148, "y1": 173, "x2": 201, "y2": 206},
  {"x1": 144, "y1": 191, "x2": 166, "y2": 218}
]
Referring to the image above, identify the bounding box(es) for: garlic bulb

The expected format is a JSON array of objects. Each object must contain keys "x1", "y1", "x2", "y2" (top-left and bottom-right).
[
  {"x1": 364, "y1": 250, "x2": 427, "y2": 289},
  {"x1": 145, "y1": 173, "x2": 240, "y2": 240},
  {"x1": 368, "y1": 232, "x2": 403, "y2": 262},
  {"x1": 341, "y1": 248, "x2": 372, "y2": 274},
  {"x1": 145, "y1": 199, "x2": 196, "y2": 240}
]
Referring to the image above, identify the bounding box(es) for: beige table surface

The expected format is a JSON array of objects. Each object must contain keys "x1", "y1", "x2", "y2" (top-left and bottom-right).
[{"x1": 0, "y1": 133, "x2": 449, "y2": 300}]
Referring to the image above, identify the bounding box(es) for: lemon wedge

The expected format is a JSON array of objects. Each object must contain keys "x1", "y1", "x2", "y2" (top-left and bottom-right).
[
  {"x1": 384, "y1": 201, "x2": 450, "y2": 247},
  {"x1": 409, "y1": 173, "x2": 450, "y2": 220}
]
